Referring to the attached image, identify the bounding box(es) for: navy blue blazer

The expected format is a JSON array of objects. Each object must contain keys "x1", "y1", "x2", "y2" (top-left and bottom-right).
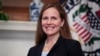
[{"x1": 27, "y1": 36, "x2": 84, "y2": 56}]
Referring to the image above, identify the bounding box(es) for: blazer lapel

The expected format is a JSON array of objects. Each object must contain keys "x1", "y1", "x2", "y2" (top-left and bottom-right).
[
  {"x1": 36, "y1": 36, "x2": 64, "y2": 56},
  {"x1": 37, "y1": 42, "x2": 45, "y2": 56},
  {"x1": 47, "y1": 36, "x2": 63, "y2": 56}
]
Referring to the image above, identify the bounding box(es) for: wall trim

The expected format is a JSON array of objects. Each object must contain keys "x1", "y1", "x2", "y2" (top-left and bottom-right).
[{"x1": 0, "y1": 20, "x2": 37, "y2": 31}]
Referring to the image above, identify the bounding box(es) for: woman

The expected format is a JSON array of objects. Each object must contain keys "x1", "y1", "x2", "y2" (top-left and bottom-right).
[{"x1": 28, "y1": 3, "x2": 84, "y2": 56}]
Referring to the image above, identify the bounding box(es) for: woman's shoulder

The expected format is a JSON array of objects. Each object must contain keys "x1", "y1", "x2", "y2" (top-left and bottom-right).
[
  {"x1": 60, "y1": 37, "x2": 84, "y2": 56},
  {"x1": 27, "y1": 44, "x2": 42, "y2": 56},
  {"x1": 29, "y1": 45, "x2": 37, "y2": 51},
  {"x1": 28, "y1": 45, "x2": 37, "y2": 53},
  {"x1": 29, "y1": 43, "x2": 42, "y2": 51},
  {"x1": 27, "y1": 46, "x2": 36, "y2": 56},
  {"x1": 61, "y1": 37, "x2": 81, "y2": 47}
]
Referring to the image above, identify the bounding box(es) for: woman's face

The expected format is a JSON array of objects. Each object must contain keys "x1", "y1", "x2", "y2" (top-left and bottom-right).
[{"x1": 41, "y1": 7, "x2": 64, "y2": 36}]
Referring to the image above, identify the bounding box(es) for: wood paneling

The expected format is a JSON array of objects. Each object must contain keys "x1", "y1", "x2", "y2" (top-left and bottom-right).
[
  {"x1": 42, "y1": 0, "x2": 59, "y2": 4},
  {"x1": 3, "y1": 7, "x2": 29, "y2": 21},
  {"x1": 1, "y1": 0, "x2": 59, "y2": 21},
  {"x1": 1, "y1": 0, "x2": 32, "y2": 7}
]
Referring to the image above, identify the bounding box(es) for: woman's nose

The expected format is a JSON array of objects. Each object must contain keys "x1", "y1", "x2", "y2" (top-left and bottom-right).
[{"x1": 47, "y1": 19, "x2": 52, "y2": 24}]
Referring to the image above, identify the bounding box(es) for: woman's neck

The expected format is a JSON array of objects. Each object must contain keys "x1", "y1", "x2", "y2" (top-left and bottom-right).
[
  {"x1": 43, "y1": 33, "x2": 60, "y2": 52},
  {"x1": 46, "y1": 33, "x2": 60, "y2": 44}
]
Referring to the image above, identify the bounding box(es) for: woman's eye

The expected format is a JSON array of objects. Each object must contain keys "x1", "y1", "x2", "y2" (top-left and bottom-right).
[
  {"x1": 42, "y1": 17, "x2": 48, "y2": 20},
  {"x1": 42, "y1": 16, "x2": 58, "y2": 20},
  {"x1": 51, "y1": 16, "x2": 57, "y2": 20}
]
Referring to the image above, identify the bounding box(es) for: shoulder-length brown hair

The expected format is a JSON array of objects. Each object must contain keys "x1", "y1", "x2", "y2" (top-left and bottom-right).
[{"x1": 35, "y1": 3, "x2": 72, "y2": 45}]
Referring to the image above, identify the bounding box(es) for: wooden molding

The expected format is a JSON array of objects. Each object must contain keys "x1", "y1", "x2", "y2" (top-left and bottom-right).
[{"x1": 0, "y1": 20, "x2": 37, "y2": 31}]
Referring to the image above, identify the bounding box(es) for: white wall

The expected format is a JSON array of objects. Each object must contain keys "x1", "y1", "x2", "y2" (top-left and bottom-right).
[{"x1": 0, "y1": 30, "x2": 35, "y2": 56}]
